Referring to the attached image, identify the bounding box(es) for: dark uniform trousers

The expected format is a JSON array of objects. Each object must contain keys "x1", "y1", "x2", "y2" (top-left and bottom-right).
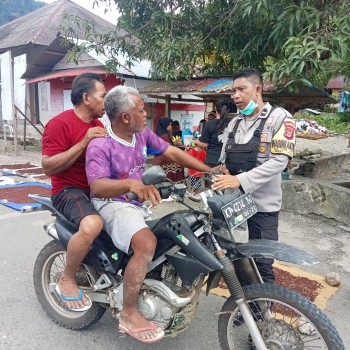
[{"x1": 247, "y1": 211, "x2": 279, "y2": 284}]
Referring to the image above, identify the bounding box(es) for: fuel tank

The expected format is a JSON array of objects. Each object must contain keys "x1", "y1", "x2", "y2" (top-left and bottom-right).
[{"x1": 152, "y1": 211, "x2": 222, "y2": 271}]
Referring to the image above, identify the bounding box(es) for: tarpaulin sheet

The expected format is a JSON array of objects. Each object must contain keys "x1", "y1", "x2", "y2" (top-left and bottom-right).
[{"x1": 0, "y1": 182, "x2": 51, "y2": 212}]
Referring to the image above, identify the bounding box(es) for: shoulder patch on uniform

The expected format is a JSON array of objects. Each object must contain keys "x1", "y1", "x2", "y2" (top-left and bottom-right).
[
  {"x1": 271, "y1": 117, "x2": 296, "y2": 158},
  {"x1": 283, "y1": 120, "x2": 296, "y2": 140}
]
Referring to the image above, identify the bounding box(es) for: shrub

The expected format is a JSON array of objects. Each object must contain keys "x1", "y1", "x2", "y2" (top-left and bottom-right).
[{"x1": 336, "y1": 111, "x2": 350, "y2": 123}]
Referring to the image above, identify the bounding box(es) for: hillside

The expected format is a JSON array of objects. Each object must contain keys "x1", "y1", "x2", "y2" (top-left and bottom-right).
[{"x1": 0, "y1": 0, "x2": 46, "y2": 26}]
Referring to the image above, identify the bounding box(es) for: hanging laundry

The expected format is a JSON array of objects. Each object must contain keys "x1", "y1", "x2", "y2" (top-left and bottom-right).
[{"x1": 338, "y1": 90, "x2": 349, "y2": 112}]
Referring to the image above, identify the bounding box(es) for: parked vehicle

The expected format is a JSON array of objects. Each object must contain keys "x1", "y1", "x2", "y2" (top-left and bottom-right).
[{"x1": 30, "y1": 167, "x2": 344, "y2": 349}]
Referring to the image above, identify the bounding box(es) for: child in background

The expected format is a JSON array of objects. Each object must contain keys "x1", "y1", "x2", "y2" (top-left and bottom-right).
[{"x1": 186, "y1": 145, "x2": 207, "y2": 194}]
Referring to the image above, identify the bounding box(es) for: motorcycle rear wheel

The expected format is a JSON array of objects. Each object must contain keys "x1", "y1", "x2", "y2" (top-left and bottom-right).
[
  {"x1": 33, "y1": 240, "x2": 106, "y2": 329},
  {"x1": 218, "y1": 283, "x2": 344, "y2": 350}
]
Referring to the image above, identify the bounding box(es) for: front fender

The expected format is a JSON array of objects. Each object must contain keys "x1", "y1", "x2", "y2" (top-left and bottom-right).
[{"x1": 228, "y1": 239, "x2": 319, "y2": 266}]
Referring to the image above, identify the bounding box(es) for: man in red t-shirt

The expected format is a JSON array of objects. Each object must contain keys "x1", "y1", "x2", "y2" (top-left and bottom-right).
[{"x1": 42, "y1": 73, "x2": 107, "y2": 311}]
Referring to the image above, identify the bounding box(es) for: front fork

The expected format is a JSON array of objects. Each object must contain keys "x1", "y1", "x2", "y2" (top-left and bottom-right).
[{"x1": 211, "y1": 235, "x2": 267, "y2": 350}]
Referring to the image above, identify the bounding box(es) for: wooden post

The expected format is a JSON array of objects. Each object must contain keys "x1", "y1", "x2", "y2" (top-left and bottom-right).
[
  {"x1": 165, "y1": 94, "x2": 171, "y2": 118},
  {"x1": 8, "y1": 57, "x2": 17, "y2": 156},
  {"x1": 23, "y1": 112, "x2": 27, "y2": 150},
  {"x1": 13, "y1": 108, "x2": 18, "y2": 156},
  {"x1": 3, "y1": 124, "x2": 7, "y2": 152}
]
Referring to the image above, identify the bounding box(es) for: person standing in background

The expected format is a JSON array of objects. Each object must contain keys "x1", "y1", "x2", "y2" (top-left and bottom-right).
[
  {"x1": 195, "y1": 100, "x2": 237, "y2": 167},
  {"x1": 152, "y1": 117, "x2": 185, "y2": 182},
  {"x1": 207, "y1": 110, "x2": 217, "y2": 121},
  {"x1": 171, "y1": 120, "x2": 183, "y2": 139},
  {"x1": 193, "y1": 119, "x2": 207, "y2": 139}
]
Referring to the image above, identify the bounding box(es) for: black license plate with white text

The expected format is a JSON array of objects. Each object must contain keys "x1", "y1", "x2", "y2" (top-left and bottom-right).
[{"x1": 221, "y1": 193, "x2": 258, "y2": 230}]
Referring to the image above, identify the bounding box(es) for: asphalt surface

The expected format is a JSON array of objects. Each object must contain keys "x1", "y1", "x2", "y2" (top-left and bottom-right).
[{"x1": 0, "y1": 201, "x2": 350, "y2": 349}]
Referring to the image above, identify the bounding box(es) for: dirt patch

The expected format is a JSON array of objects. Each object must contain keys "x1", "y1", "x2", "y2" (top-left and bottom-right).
[{"x1": 0, "y1": 185, "x2": 51, "y2": 203}]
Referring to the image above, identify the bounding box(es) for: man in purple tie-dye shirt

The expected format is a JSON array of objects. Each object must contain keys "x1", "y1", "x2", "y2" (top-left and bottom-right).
[{"x1": 85, "y1": 86, "x2": 215, "y2": 344}]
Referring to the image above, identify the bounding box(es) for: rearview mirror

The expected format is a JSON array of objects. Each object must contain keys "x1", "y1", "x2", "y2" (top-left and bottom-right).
[{"x1": 142, "y1": 166, "x2": 167, "y2": 185}]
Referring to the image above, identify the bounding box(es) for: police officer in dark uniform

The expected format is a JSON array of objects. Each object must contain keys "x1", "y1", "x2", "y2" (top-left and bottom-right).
[{"x1": 212, "y1": 68, "x2": 296, "y2": 283}]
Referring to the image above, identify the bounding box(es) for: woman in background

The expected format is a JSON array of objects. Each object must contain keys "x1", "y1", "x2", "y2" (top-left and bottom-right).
[
  {"x1": 152, "y1": 117, "x2": 185, "y2": 182},
  {"x1": 195, "y1": 100, "x2": 237, "y2": 167}
]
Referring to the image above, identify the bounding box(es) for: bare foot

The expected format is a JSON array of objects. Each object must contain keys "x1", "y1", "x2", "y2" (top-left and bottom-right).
[
  {"x1": 119, "y1": 311, "x2": 164, "y2": 343},
  {"x1": 57, "y1": 277, "x2": 91, "y2": 310}
]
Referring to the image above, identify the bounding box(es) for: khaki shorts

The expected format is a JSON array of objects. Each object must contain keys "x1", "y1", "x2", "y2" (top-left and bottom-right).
[{"x1": 92, "y1": 199, "x2": 150, "y2": 254}]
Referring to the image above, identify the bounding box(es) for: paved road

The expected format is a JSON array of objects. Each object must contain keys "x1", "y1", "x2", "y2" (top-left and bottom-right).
[{"x1": 0, "y1": 203, "x2": 349, "y2": 349}]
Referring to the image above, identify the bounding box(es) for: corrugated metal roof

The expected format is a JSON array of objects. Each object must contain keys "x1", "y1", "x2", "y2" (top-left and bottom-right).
[
  {"x1": 0, "y1": 0, "x2": 119, "y2": 52},
  {"x1": 140, "y1": 77, "x2": 331, "y2": 97},
  {"x1": 139, "y1": 78, "x2": 221, "y2": 94},
  {"x1": 21, "y1": 37, "x2": 75, "y2": 79},
  {"x1": 86, "y1": 45, "x2": 151, "y2": 78},
  {"x1": 25, "y1": 67, "x2": 107, "y2": 84},
  {"x1": 21, "y1": 37, "x2": 151, "y2": 80}
]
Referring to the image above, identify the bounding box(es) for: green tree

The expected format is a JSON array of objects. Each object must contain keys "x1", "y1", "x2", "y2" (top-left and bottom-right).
[
  {"x1": 0, "y1": 0, "x2": 45, "y2": 26},
  {"x1": 62, "y1": 0, "x2": 350, "y2": 87}
]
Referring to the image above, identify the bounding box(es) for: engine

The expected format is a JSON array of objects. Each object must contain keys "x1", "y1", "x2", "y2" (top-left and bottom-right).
[{"x1": 137, "y1": 264, "x2": 193, "y2": 329}]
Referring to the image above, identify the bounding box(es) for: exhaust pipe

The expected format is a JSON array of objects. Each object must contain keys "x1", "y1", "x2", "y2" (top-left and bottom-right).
[{"x1": 44, "y1": 223, "x2": 58, "y2": 240}]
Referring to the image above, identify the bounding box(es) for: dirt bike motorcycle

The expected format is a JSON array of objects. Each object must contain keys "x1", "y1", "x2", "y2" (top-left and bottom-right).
[{"x1": 30, "y1": 166, "x2": 344, "y2": 349}]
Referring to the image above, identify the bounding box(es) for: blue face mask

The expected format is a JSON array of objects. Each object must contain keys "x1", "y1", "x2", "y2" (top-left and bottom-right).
[{"x1": 239, "y1": 100, "x2": 258, "y2": 115}]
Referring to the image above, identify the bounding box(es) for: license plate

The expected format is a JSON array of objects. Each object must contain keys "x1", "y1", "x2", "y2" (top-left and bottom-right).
[{"x1": 221, "y1": 193, "x2": 257, "y2": 230}]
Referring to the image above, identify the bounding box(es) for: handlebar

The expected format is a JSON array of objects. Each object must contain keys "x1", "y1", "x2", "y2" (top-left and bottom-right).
[
  {"x1": 125, "y1": 172, "x2": 222, "y2": 202},
  {"x1": 125, "y1": 182, "x2": 177, "y2": 201},
  {"x1": 125, "y1": 192, "x2": 138, "y2": 201}
]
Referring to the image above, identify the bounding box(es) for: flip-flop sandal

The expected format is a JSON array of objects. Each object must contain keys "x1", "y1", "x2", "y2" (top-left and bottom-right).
[
  {"x1": 119, "y1": 321, "x2": 164, "y2": 343},
  {"x1": 55, "y1": 285, "x2": 92, "y2": 312}
]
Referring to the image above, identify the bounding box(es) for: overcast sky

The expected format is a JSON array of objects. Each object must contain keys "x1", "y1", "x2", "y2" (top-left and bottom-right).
[{"x1": 42, "y1": 0, "x2": 118, "y2": 23}]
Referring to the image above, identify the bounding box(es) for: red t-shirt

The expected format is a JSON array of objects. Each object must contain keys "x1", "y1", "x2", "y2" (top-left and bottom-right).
[
  {"x1": 187, "y1": 147, "x2": 206, "y2": 177},
  {"x1": 42, "y1": 109, "x2": 104, "y2": 195}
]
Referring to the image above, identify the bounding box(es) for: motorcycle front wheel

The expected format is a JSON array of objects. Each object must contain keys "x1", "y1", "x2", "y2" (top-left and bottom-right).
[
  {"x1": 33, "y1": 240, "x2": 106, "y2": 329},
  {"x1": 218, "y1": 283, "x2": 344, "y2": 350}
]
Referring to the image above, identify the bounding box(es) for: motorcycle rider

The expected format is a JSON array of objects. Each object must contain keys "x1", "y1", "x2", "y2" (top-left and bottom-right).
[
  {"x1": 212, "y1": 68, "x2": 296, "y2": 284},
  {"x1": 85, "y1": 86, "x2": 217, "y2": 343},
  {"x1": 41, "y1": 73, "x2": 107, "y2": 311}
]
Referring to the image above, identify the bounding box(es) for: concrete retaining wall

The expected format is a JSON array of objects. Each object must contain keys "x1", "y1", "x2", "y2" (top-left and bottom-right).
[
  {"x1": 282, "y1": 180, "x2": 350, "y2": 225},
  {"x1": 294, "y1": 153, "x2": 350, "y2": 178}
]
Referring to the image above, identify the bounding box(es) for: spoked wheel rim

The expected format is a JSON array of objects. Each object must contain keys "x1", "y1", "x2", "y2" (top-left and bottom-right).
[
  {"x1": 40, "y1": 249, "x2": 96, "y2": 319},
  {"x1": 227, "y1": 297, "x2": 328, "y2": 349}
]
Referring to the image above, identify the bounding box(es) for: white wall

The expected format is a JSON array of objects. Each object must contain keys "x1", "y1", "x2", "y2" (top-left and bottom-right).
[
  {"x1": 0, "y1": 51, "x2": 13, "y2": 122},
  {"x1": 38, "y1": 81, "x2": 52, "y2": 125},
  {"x1": 170, "y1": 110, "x2": 206, "y2": 132},
  {"x1": 13, "y1": 54, "x2": 26, "y2": 117}
]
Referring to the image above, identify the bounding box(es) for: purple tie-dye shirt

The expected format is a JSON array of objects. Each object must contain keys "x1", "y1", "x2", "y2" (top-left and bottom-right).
[{"x1": 86, "y1": 127, "x2": 169, "y2": 203}]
